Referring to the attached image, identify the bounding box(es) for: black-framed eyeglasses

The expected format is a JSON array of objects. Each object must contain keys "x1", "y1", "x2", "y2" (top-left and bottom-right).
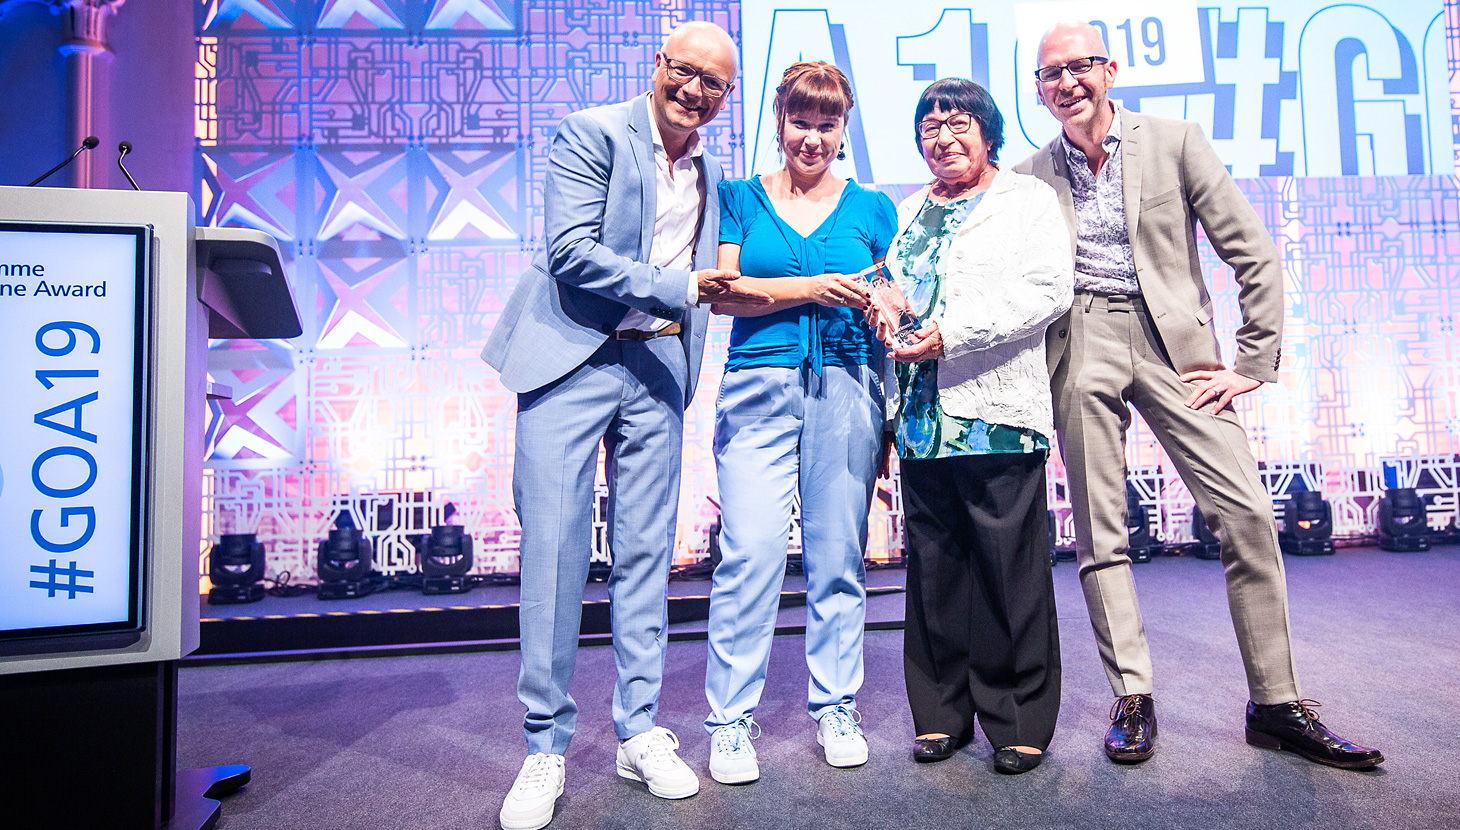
[
  {"x1": 918, "y1": 112, "x2": 975, "y2": 141},
  {"x1": 660, "y1": 55, "x2": 732, "y2": 98},
  {"x1": 1033, "y1": 56, "x2": 1109, "y2": 83}
]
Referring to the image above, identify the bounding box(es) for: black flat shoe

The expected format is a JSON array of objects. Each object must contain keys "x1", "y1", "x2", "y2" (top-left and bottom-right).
[
  {"x1": 913, "y1": 736, "x2": 959, "y2": 763},
  {"x1": 1105, "y1": 694, "x2": 1157, "y2": 763},
  {"x1": 1245, "y1": 700, "x2": 1384, "y2": 770},
  {"x1": 993, "y1": 747, "x2": 1043, "y2": 774}
]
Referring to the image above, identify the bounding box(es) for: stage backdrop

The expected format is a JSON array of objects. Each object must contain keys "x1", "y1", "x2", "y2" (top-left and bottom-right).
[{"x1": 194, "y1": 0, "x2": 1460, "y2": 584}]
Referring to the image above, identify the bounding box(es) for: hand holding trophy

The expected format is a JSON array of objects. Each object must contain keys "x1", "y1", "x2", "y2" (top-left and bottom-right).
[{"x1": 856, "y1": 258, "x2": 920, "y2": 350}]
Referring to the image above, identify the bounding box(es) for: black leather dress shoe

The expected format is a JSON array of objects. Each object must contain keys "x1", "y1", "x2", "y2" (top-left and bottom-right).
[
  {"x1": 993, "y1": 748, "x2": 1043, "y2": 775},
  {"x1": 1105, "y1": 694, "x2": 1157, "y2": 763},
  {"x1": 1245, "y1": 700, "x2": 1384, "y2": 769},
  {"x1": 913, "y1": 736, "x2": 959, "y2": 763}
]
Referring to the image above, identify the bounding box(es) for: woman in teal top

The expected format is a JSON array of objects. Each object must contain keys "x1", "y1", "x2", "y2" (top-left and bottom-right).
[
  {"x1": 701, "y1": 62, "x2": 896, "y2": 786},
  {"x1": 873, "y1": 79, "x2": 1073, "y2": 775}
]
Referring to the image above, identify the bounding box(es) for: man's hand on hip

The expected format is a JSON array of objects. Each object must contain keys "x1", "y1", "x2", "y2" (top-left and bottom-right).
[
  {"x1": 697, "y1": 269, "x2": 773, "y2": 305},
  {"x1": 1179, "y1": 368, "x2": 1263, "y2": 414}
]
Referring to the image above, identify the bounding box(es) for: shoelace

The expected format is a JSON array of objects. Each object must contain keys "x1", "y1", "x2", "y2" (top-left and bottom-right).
[
  {"x1": 639, "y1": 727, "x2": 683, "y2": 769},
  {"x1": 824, "y1": 706, "x2": 862, "y2": 738},
  {"x1": 1295, "y1": 699, "x2": 1323, "y2": 723},
  {"x1": 1109, "y1": 695, "x2": 1151, "y2": 723},
  {"x1": 715, "y1": 719, "x2": 760, "y2": 754},
  {"x1": 516, "y1": 754, "x2": 561, "y2": 792}
]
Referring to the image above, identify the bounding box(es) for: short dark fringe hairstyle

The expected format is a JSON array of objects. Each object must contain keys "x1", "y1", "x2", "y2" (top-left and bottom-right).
[{"x1": 913, "y1": 78, "x2": 1005, "y2": 162}]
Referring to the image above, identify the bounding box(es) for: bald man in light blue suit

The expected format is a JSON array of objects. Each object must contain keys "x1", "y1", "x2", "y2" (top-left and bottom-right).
[{"x1": 484, "y1": 22, "x2": 771, "y2": 830}]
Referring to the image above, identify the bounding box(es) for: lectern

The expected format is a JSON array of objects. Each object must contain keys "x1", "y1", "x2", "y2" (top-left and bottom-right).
[{"x1": 0, "y1": 186, "x2": 301, "y2": 829}]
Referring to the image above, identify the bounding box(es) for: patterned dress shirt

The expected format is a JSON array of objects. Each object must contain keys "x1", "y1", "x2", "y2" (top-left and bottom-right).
[{"x1": 1062, "y1": 108, "x2": 1141, "y2": 295}]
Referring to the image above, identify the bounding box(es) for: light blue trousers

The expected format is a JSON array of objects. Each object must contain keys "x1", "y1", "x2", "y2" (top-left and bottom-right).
[
  {"x1": 513, "y1": 337, "x2": 687, "y2": 754},
  {"x1": 705, "y1": 364, "x2": 882, "y2": 731}
]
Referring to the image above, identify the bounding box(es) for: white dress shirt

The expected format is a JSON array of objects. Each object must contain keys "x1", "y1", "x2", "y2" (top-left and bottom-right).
[{"x1": 617, "y1": 98, "x2": 703, "y2": 332}]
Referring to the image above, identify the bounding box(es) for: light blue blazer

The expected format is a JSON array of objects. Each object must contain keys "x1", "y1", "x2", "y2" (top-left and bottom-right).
[{"x1": 482, "y1": 94, "x2": 719, "y2": 404}]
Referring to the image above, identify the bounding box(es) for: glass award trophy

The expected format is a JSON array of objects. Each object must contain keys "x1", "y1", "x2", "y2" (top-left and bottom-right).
[{"x1": 856, "y1": 258, "x2": 920, "y2": 349}]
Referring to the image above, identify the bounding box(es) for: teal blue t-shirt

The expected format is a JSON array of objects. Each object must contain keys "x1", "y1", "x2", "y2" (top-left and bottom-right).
[{"x1": 718, "y1": 177, "x2": 897, "y2": 374}]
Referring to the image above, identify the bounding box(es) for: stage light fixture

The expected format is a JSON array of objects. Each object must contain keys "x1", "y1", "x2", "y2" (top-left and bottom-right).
[
  {"x1": 1127, "y1": 490, "x2": 1155, "y2": 564},
  {"x1": 1378, "y1": 487, "x2": 1429, "y2": 552},
  {"x1": 317, "y1": 527, "x2": 376, "y2": 599},
  {"x1": 587, "y1": 559, "x2": 614, "y2": 582},
  {"x1": 1047, "y1": 510, "x2": 1076, "y2": 563},
  {"x1": 1189, "y1": 506, "x2": 1222, "y2": 560},
  {"x1": 1047, "y1": 510, "x2": 1058, "y2": 567},
  {"x1": 1278, "y1": 490, "x2": 1335, "y2": 555},
  {"x1": 207, "y1": 533, "x2": 266, "y2": 604},
  {"x1": 417, "y1": 524, "x2": 474, "y2": 595},
  {"x1": 707, "y1": 517, "x2": 723, "y2": 570}
]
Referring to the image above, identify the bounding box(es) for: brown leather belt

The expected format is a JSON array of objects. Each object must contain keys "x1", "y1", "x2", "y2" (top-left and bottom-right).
[{"x1": 614, "y1": 322, "x2": 682, "y2": 340}]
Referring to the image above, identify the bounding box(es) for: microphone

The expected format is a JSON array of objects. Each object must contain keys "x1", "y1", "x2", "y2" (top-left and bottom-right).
[
  {"x1": 26, "y1": 135, "x2": 100, "y2": 187},
  {"x1": 117, "y1": 141, "x2": 140, "y2": 191}
]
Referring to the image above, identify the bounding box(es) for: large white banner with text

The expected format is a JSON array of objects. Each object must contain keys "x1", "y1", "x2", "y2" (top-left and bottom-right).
[{"x1": 741, "y1": 0, "x2": 1451, "y2": 183}]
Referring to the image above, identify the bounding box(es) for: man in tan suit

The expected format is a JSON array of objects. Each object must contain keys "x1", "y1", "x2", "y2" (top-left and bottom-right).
[{"x1": 1016, "y1": 21, "x2": 1382, "y2": 769}]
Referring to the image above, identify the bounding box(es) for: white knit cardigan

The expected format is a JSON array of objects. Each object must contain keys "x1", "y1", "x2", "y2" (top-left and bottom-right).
[{"x1": 884, "y1": 168, "x2": 1074, "y2": 440}]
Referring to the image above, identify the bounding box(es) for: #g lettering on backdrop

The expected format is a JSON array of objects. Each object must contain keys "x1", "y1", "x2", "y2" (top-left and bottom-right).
[
  {"x1": 0, "y1": 224, "x2": 149, "y2": 642},
  {"x1": 740, "y1": 0, "x2": 1450, "y2": 182}
]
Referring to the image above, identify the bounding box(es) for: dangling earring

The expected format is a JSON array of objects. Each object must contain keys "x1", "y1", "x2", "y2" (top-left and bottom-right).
[{"x1": 836, "y1": 143, "x2": 846, "y2": 161}]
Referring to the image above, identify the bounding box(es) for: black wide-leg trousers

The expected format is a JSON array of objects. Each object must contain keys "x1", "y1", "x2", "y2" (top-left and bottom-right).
[{"x1": 901, "y1": 451, "x2": 1062, "y2": 750}]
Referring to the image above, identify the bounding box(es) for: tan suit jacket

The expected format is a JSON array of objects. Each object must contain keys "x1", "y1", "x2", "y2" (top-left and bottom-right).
[{"x1": 1014, "y1": 107, "x2": 1283, "y2": 383}]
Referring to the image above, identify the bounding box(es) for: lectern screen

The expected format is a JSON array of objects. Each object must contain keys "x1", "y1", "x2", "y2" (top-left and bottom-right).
[{"x1": 0, "y1": 222, "x2": 150, "y2": 651}]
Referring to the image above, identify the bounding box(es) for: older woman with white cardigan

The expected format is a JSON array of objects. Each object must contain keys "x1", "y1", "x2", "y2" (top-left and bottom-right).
[{"x1": 874, "y1": 78, "x2": 1073, "y2": 775}]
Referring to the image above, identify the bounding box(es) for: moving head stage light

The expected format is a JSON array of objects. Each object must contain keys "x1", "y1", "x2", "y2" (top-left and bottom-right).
[
  {"x1": 416, "y1": 524, "x2": 475, "y2": 595},
  {"x1": 1278, "y1": 490, "x2": 1335, "y2": 556},
  {"x1": 207, "y1": 533, "x2": 266, "y2": 604},
  {"x1": 1127, "y1": 490, "x2": 1156, "y2": 564},
  {"x1": 1378, "y1": 487, "x2": 1430, "y2": 552},
  {"x1": 317, "y1": 527, "x2": 376, "y2": 599},
  {"x1": 1189, "y1": 505, "x2": 1222, "y2": 560}
]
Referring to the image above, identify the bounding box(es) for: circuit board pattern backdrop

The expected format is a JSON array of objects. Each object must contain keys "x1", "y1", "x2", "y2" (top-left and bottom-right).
[{"x1": 194, "y1": 0, "x2": 1460, "y2": 583}]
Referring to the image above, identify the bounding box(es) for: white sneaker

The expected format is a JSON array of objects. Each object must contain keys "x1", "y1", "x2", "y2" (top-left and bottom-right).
[
  {"x1": 709, "y1": 718, "x2": 760, "y2": 784},
  {"x1": 499, "y1": 753, "x2": 565, "y2": 830},
  {"x1": 616, "y1": 726, "x2": 700, "y2": 799},
  {"x1": 817, "y1": 705, "x2": 869, "y2": 768}
]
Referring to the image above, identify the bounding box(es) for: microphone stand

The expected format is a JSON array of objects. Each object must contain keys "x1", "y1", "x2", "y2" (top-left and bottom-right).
[
  {"x1": 117, "y1": 141, "x2": 140, "y2": 191},
  {"x1": 27, "y1": 136, "x2": 100, "y2": 187}
]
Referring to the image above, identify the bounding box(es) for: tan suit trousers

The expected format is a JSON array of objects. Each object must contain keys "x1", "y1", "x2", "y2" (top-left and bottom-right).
[{"x1": 1054, "y1": 292, "x2": 1301, "y2": 705}]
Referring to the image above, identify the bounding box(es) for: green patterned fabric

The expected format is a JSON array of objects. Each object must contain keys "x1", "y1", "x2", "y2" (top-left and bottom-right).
[{"x1": 893, "y1": 193, "x2": 1050, "y2": 460}]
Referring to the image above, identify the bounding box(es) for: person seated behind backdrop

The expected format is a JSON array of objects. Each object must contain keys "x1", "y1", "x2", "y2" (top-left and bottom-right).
[
  {"x1": 871, "y1": 77, "x2": 1072, "y2": 775},
  {"x1": 701, "y1": 61, "x2": 897, "y2": 785}
]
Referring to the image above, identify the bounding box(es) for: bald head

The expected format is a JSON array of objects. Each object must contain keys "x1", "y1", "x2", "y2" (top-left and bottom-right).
[
  {"x1": 1034, "y1": 19, "x2": 1117, "y2": 141},
  {"x1": 651, "y1": 21, "x2": 739, "y2": 157},
  {"x1": 663, "y1": 21, "x2": 739, "y2": 79},
  {"x1": 1037, "y1": 20, "x2": 1109, "y2": 67}
]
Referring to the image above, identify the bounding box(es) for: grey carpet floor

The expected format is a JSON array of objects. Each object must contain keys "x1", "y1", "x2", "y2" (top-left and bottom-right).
[{"x1": 177, "y1": 546, "x2": 1460, "y2": 829}]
